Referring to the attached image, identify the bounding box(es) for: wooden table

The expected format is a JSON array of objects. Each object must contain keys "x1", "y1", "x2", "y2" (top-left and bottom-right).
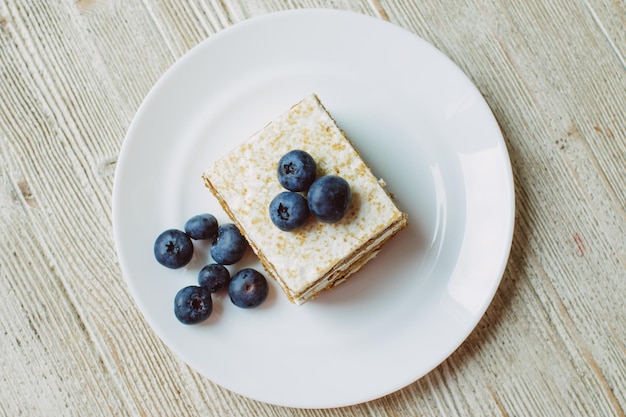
[{"x1": 1, "y1": 0, "x2": 624, "y2": 415}]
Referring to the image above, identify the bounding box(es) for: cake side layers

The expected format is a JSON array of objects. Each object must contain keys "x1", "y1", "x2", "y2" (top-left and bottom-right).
[{"x1": 291, "y1": 212, "x2": 408, "y2": 304}]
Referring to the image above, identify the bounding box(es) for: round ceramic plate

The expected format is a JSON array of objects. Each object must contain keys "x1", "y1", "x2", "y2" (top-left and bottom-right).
[{"x1": 113, "y1": 9, "x2": 515, "y2": 408}]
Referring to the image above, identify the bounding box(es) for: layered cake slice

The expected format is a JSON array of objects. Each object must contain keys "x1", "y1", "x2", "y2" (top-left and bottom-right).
[{"x1": 202, "y1": 94, "x2": 408, "y2": 305}]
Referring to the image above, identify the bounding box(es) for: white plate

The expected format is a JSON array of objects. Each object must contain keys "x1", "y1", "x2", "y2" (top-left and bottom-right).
[{"x1": 113, "y1": 9, "x2": 514, "y2": 408}]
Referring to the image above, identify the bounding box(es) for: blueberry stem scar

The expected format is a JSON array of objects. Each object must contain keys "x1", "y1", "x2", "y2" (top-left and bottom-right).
[{"x1": 278, "y1": 203, "x2": 290, "y2": 220}]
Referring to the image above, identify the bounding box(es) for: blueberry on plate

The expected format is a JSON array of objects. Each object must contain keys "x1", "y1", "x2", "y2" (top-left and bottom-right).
[
  {"x1": 307, "y1": 175, "x2": 352, "y2": 223},
  {"x1": 277, "y1": 149, "x2": 317, "y2": 192},
  {"x1": 210, "y1": 223, "x2": 248, "y2": 265},
  {"x1": 229, "y1": 268, "x2": 269, "y2": 309},
  {"x1": 174, "y1": 285, "x2": 212, "y2": 324},
  {"x1": 269, "y1": 191, "x2": 310, "y2": 231},
  {"x1": 154, "y1": 229, "x2": 194, "y2": 269},
  {"x1": 184, "y1": 213, "x2": 218, "y2": 240},
  {"x1": 198, "y1": 263, "x2": 231, "y2": 293}
]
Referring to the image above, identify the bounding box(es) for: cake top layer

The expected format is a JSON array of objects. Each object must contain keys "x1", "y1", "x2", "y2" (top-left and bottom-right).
[{"x1": 203, "y1": 94, "x2": 405, "y2": 294}]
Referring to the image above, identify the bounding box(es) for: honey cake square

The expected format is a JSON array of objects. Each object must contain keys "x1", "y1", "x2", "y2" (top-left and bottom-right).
[{"x1": 202, "y1": 94, "x2": 408, "y2": 305}]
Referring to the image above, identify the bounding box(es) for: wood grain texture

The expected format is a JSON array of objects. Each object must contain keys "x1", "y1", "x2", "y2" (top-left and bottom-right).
[{"x1": 0, "y1": 0, "x2": 624, "y2": 416}]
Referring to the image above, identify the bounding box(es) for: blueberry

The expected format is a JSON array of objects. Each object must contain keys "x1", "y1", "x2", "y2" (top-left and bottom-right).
[
  {"x1": 184, "y1": 213, "x2": 218, "y2": 240},
  {"x1": 228, "y1": 268, "x2": 269, "y2": 309},
  {"x1": 277, "y1": 150, "x2": 317, "y2": 192},
  {"x1": 198, "y1": 263, "x2": 231, "y2": 293},
  {"x1": 210, "y1": 223, "x2": 248, "y2": 265},
  {"x1": 307, "y1": 175, "x2": 352, "y2": 223},
  {"x1": 174, "y1": 285, "x2": 212, "y2": 324},
  {"x1": 269, "y1": 191, "x2": 310, "y2": 231},
  {"x1": 154, "y1": 229, "x2": 194, "y2": 269}
]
